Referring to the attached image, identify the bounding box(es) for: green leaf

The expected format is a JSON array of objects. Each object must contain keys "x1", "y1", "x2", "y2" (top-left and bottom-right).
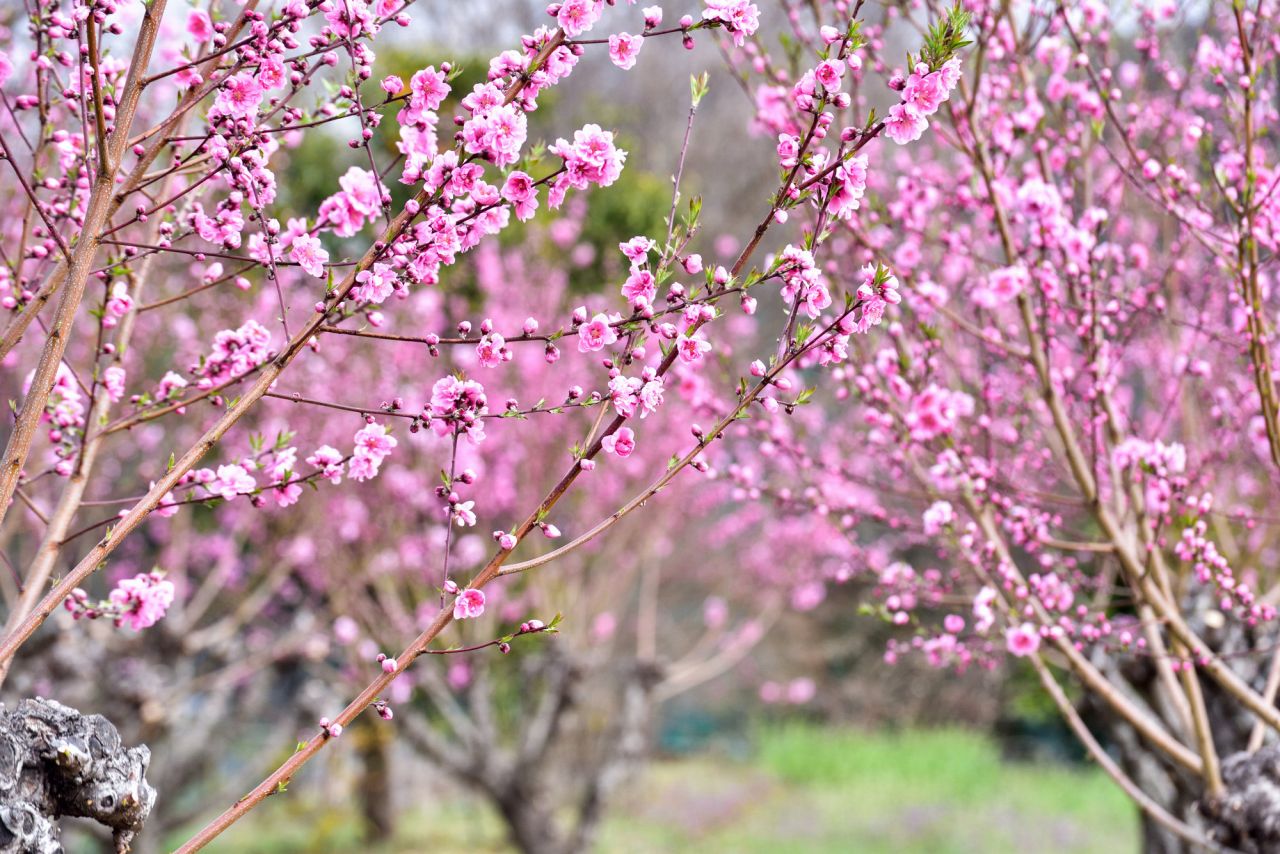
[{"x1": 690, "y1": 71, "x2": 710, "y2": 107}]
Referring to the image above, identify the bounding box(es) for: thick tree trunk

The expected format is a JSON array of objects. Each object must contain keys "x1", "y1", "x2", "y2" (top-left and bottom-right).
[
  {"x1": 1086, "y1": 608, "x2": 1280, "y2": 852},
  {"x1": 494, "y1": 775, "x2": 571, "y2": 854},
  {"x1": 356, "y1": 716, "x2": 395, "y2": 842}
]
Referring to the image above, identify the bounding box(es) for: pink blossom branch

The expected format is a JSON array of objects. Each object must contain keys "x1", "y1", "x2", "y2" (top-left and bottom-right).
[{"x1": 0, "y1": 0, "x2": 170, "y2": 536}]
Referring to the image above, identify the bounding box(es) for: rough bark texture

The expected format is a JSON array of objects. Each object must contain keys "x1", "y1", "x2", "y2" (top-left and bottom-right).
[
  {"x1": 1084, "y1": 597, "x2": 1280, "y2": 853},
  {"x1": 0, "y1": 698, "x2": 155, "y2": 853},
  {"x1": 1201, "y1": 745, "x2": 1280, "y2": 853}
]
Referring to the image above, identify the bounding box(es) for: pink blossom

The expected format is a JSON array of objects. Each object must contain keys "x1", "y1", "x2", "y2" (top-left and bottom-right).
[
  {"x1": 453, "y1": 588, "x2": 486, "y2": 620},
  {"x1": 786, "y1": 677, "x2": 816, "y2": 704},
  {"x1": 884, "y1": 102, "x2": 928, "y2": 145},
  {"x1": 638, "y1": 378, "x2": 664, "y2": 417},
  {"x1": 854, "y1": 263, "x2": 901, "y2": 332},
  {"x1": 973, "y1": 588, "x2": 997, "y2": 634},
  {"x1": 592, "y1": 611, "x2": 618, "y2": 641},
  {"x1": 339, "y1": 166, "x2": 383, "y2": 218},
  {"x1": 813, "y1": 59, "x2": 844, "y2": 91},
  {"x1": 409, "y1": 66, "x2": 451, "y2": 112},
  {"x1": 257, "y1": 57, "x2": 286, "y2": 90},
  {"x1": 1005, "y1": 623, "x2": 1041, "y2": 658},
  {"x1": 175, "y1": 67, "x2": 202, "y2": 89},
  {"x1": 937, "y1": 56, "x2": 963, "y2": 90},
  {"x1": 621, "y1": 269, "x2": 656, "y2": 305},
  {"x1": 609, "y1": 33, "x2": 644, "y2": 70},
  {"x1": 922, "y1": 500, "x2": 954, "y2": 535},
  {"x1": 549, "y1": 125, "x2": 627, "y2": 202},
  {"x1": 334, "y1": 616, "x2": 360, "y2": 645},
  {"x1": 208, "y1": 464, "x2": 256, "y2": 501},
  {"x1": 776, "y1": 134, "x2": 800, "y2": 168},
  {"x1": 155, "y1": 371, "x2": 188, "y2": 400},
  {"x1": 779, "y1": 245, "x2": 831, "y2": 319},
  {"x1": 103, "y1": 282, "x2": 132, "y2": 328},
  {"x1": 702, "y1": 0, "x2": 761, "y2": 47},
  {"x1": 501, "y1": 171, "x2": 539, "y2": 221},
  {"x1": 447, "y1": 660, "x2": 472, "y2": 689},
  {"x1": 290, "y1": 234, "x2": 329, "y2": 278},
  {"x1": 703, "y1": 596, "x2": 728, "y2": 629},
  {"x1": 103, "y1": 366, "x2": 126, "y2": 403},
  {"x1": 213, "y1": 74, "x2": 263, "y2": 121},
  {"x1": 619, "y1": 236, "x2": 655, "y2": 263},
  {"x1": 187, "y1": 10, "x2": 214, "y2": 42},
  {"x1": 107, "y1": 571, "x2": 176, "y2": 631},
  {"x1": 476, "y1": 333, "x2": 506, "y2": 368},
  {"x1": 906, "y1": 384, "x2": 974, "y2": 442},
  {"x1": 556, "y1": 0, "x2": 605, "y2": 37},
  {"x1": 601, "y1": 427, "x2": 636, "y2": 457},
  {"x1": 451, "y1": 501, "x2": 477, "y2": 527},
  {"x1": 461, "y1": 103, "x2": 528, "y2": 167},
  {"x1": 974, "y1": 265, "x2": 1028, "y2": 309},
  {"x1": 677, "y1": 334, "x2": 712, "y2": 363},
  {"x1": 577, "y1": 312, "x2": 618, "y2": 353},
  {"x1": 791, "y1": 581, "x2": 826, "y2": 611},
  {"x1": 353, "y1": 263, "x2": 397, "y2": 304},
  {"x1": 903, "y1": 70, "x2": 947, "y2": 115},
  {"x1": 350, "y1": 422, "x2": 397, "y2": 482},
  {"x1": 427, "y1": 376, "x2": 489, "y2": 444},
  {"x1": 307, "y1": 446, "x2": 346, "y2": 484}
]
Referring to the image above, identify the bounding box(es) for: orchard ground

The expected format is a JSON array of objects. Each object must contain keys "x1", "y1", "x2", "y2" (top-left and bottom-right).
[{"x1": 183, "y1": 726, "x2": 1137, "y2": 853}]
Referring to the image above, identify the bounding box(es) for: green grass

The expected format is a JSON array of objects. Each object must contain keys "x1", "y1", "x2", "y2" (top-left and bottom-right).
[{"x1": 189, "y1": 725, "x2": 1138, "y2": 853}]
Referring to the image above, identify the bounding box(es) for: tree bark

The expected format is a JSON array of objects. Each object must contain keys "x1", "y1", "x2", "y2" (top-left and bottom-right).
[{"x1": 0, "y1": 698, "x2": 155, "y2": 852}]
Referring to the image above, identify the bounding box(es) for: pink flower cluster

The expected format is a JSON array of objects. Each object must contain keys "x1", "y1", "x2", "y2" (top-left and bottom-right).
[
  {"x1": 319, "y1": 166, "x2": 387, "y2": 238},
  {"x1": 702, "y1": 0, "x2": 761, "y2": 47},
  {"x1": 461, "y1": 85, "x2": 528, "y2": 167},
  {"x1": 193, "y1": 320, "x2": 274, "y2": 388},
  {"x1": 426, "y1": 376, "x2": 489, "y2": 444},
  {"x1": 884, "y1": 58, "x2": 961, "y2": 145},
  {"x1": 350, "y1": 422, "x2": 397, "y2": 481},
  {"x1": 352, "y1": 263, "x2": 398, "y2": 304},
  {"x1": 24, "y1": 363, "x2": 85, "y2": 476},
  {"x1": 203, "y1": 463, "x2": 257, "y2": 501},
  {"x1": 64, "y1": 571, "x2": 176, "y2": 632},
  {"x1": 549, "y1": 125, "x2": 627, "y2": 208},
  {"x1": 904, "y1": 383, "x2": 974, "y2": 442},
  {"x1": 778, "y1": 245, "x2": 832, "y2": 319}
]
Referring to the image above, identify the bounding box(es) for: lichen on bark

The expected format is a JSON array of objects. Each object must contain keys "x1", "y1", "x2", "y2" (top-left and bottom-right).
[{"x1": 0, "y1": 698, "x2": 155, "y2": 853}]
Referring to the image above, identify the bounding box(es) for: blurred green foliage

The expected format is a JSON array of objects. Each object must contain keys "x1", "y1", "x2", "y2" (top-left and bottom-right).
[{"x1": 186, "y1": 724, "x2": 1136, "y2": 854}]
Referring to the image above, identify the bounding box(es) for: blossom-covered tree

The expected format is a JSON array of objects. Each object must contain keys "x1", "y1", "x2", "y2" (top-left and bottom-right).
[
  {"x1": 4, "y1": 0, "x2": 1276, "y2": 851},
  {"x1": 714, "y1": 0, "x2": 1280, "y2": 849}
]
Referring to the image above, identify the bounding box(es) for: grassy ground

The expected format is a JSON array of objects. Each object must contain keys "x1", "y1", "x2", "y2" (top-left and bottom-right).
[{"x1": 193, "y1": 725, "x2": 1138, "y2": 853}]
